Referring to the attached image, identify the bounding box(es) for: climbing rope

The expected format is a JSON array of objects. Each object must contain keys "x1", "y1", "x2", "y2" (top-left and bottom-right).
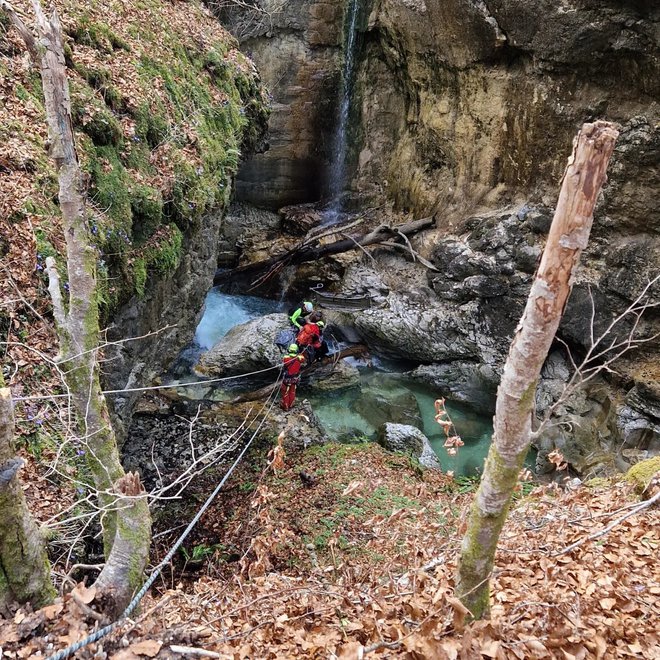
[
  {"x1": 12, "y1": 364, "x2": 281, "y2": 403},
  {"x1": 46, "y1": 370, "x2": 283, "y2": 660}
]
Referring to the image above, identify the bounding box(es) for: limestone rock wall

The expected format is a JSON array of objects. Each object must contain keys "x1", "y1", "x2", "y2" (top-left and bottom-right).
[
  {"x1": 220, "y1": 0, "x2": 344, "y2": 209},
  {"x1": 218, "y1": 0, "x2": 659, "y2": 473},
  {"x1": 354, "y1": 0, "x2": 658, "y2": 221}
]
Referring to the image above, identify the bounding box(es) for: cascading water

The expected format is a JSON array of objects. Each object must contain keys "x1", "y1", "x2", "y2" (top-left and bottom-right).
[{"x1": 324, "y1": 0, "x2": 361, "y2": 223}]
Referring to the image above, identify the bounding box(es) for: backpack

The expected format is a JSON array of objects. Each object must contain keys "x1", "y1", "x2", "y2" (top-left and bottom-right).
[{"x1": 275, "y1": 328, "x2": 297, "y2": 352}]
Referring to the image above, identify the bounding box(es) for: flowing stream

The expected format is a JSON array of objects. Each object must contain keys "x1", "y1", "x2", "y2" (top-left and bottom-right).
[
  {"x1": 176, "y1": 291, "x2": 523, "y2": 478},
  {"x1": 325, "y1": 0, "x2": 361, "y2": 223}
]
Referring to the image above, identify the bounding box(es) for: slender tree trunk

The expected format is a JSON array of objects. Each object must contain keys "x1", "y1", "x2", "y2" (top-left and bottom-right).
[
  {"x1": 28, "y1": 0, "x2": 127, "y2": 553},
  {"x1": 2, "y1": 0, "x2": 151, "y2": 611},
  {"x1": 456, "y1": 121, "x2": 619, "y2": 618},
  {"x1": 0, "y1": 385, "x2": 55, "y2": 613},
  {"x1": 94, "y1": 472, "x2": 151, "y2": 617}
]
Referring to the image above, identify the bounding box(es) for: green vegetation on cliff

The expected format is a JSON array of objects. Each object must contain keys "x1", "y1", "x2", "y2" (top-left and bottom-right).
[{"x1": 1, "y1": 0, "x2": 269, "y2": 324}]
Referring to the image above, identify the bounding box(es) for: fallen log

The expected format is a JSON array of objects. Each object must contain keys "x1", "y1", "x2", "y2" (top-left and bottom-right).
[
  {"x1": 230, "y1": 345, "x2": 369, "y2": 403},
  {"x1": 213, "y1": 217, "x2": 434, "y2": 287}
]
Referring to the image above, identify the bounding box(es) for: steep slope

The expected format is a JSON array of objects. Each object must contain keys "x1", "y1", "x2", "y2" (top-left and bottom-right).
[
  {"x1": 2, "y1": 444, "x2": 659, "y2": 658},
  {"x1": 0, "y1": 0, "x2": 268, "y2": 427}
]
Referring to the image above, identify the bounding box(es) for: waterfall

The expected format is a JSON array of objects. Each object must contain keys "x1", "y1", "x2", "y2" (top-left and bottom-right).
[{"x1": 325, "y1": 0, "x2": 360, "y2": 223}]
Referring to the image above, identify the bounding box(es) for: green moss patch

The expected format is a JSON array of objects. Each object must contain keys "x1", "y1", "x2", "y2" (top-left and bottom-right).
[
  {"x1": 625, "y1": 456, "x2": 660, "y2": 492},
  {"x1": 67, "y1": 16, "x2": 131, "y2": 53},
  {"x1": 131, "y1": 225, "x2": 183, "y2": 297},
  {"x1": 3, "y1": 0, "x2": 269, "y2": 327}
]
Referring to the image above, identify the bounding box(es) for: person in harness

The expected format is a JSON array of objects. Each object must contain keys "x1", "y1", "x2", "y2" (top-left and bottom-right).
[
  {"x1": 289, "y1": 301, "x2": 314, "y2": 329},
  {"x1": 314, "y1": 320, "x2": 329, "y2": 361},
  {"x1": 280, "y1": 343, "x2": 306, "y2": 411},
  {"x1": 296, "y1": 313, "x2": 327, "y2": 363}
]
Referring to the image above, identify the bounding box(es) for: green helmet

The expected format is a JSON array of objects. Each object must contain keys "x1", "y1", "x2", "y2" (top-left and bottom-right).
[
  {"x1": 317, "y1": 321, "x2": 325, "y2": 329},
  {"x1": 288, "y1": 343, "x2": 299, "y2": 355}
]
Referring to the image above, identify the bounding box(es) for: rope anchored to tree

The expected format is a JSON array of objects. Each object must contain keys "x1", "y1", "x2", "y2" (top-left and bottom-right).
[{"x1": 46, "y1": 370, "x2": 283, "y2": 660}]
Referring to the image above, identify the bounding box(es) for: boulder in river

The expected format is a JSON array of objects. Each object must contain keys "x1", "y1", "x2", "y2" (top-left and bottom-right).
[
  {"x1": 377, "y1": 423, "x2": 441, "y2": 469},
  {"x1": 197, "y1": 313, "x2": 288, "y2": 376},
  {"x1": 353, "y1": 384, "x2": 422, "y2": 429},
  {"x1": 302, "y1": 359, "x2": 361, "y2": 393},
  {"x1": 410, "y1": 362, "x2": 499, "y2": 413}
]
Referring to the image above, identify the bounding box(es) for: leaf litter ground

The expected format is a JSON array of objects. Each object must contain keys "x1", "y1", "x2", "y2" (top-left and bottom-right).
[{"x1": 2, "y1": 443, "x2": 658, "y2": 659}]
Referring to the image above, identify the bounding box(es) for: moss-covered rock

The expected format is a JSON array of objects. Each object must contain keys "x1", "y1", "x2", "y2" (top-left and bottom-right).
[
  {"x1": 2, "y1": 0, "x2": 270, "y2": 326},
  {"x1": 625, "y1": 457, "x2": 660, "y2": 492}
]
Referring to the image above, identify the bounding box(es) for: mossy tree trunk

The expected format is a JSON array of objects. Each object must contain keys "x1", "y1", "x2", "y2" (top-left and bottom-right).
[
  {"x1": 94, "y1": 472, "x2": 151, "y2": 617},
  {"x1": 2, "y1": 0, "x2": 151, "y2": 612},
  {"x1": 456, "y1": 121, "x2": 619, "y2": 619},
  {"x1": 0, "y1": 384, "x2": 56, "y2": 613}
]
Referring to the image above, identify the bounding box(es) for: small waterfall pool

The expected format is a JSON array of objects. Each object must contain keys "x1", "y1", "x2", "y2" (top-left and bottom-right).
[
  {"x1": 169, "y1": 289, "x2": 284, "y2": 378},
  {"x1": 182, "y1": 291, "x2": 526, "y2": 478},
  {"x1": 305, "y1": 370, "x2": 495, "y2": 477}
]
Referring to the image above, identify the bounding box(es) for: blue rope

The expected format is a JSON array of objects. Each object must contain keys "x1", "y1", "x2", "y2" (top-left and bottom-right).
[{"x1": 46, "y1": 373, "x2": 283, "y2": 660}]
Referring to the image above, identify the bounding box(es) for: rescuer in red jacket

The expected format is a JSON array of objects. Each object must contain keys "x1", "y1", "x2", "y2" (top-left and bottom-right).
[
  {"x1": 296, "y1": 315, "x2": 323, "y2": 361},
  {"x1": 280, "y1": 343, "x2": 306, "y2": 411}
]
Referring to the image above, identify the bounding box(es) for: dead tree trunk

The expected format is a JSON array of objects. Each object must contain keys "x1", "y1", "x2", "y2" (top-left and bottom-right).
[
  {"x1": 0, "y1": 385, "x2": 56, "y2": 613},
  {"x1": 2, "y1": 0, "x2": 151, "y2": 611},
  {"x1": 213, "y1": 217, "x2": 435, "y2": 287},
  {"x1": 456, "y1": 121, "x2": 619, "y2": 619},
  {"x1": 94, "y1": 472, "x2": 151, "y2": 617}
]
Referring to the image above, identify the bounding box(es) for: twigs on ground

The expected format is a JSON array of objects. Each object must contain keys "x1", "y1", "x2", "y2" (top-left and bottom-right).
[{"x1": 553, "y1": 489, "x2": 660, "y2": 556}]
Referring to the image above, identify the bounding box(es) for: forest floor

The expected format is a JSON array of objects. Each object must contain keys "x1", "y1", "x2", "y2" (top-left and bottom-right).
[{"x1": 2, "y1": 442, "x2": 659, "y2": 659}]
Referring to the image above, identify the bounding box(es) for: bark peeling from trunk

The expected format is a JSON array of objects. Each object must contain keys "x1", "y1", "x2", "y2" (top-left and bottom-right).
[
  {"x1": 94, "y1": 472, "x2": 151, "y2": 618},
  {"x1": 456, "y1": 121, "x2": 619, "y2": 619}
]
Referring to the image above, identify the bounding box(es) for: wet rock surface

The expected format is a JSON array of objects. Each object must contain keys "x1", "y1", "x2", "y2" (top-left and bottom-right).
[
  {"x1": 122, "y1": 393, "x2": 328, "y2": 489},
  {"x1": 409, "y1": 363, "x2": 499, "y2": 413},
  {"x1": 302, "y1": 359, "x2": 361, "y2": 393},
  {"x1": 353, "y1": 386, "x2": 422, "y2": 429},
  {"x1": 377, "y1": 423, "x2": 441, "y2": 469},
  {"x1": 218, "y1": 202, "x2": 281, "y2": 268},
  {"x1": 197, "y1": 313, "x2": 288, "y2": 376}
]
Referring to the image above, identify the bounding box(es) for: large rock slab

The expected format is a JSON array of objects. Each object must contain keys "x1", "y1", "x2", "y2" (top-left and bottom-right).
[
  {"x1": 197, "y1": 313, "x2": 288, "y2": 376},
  {"x1": 353, "y1": 385, "x2": 422, "y2": 429},
  {"x1": 377, "y1": 423, "x2": 441, "y2": 469},
  {"x1": 303, "y1": 359, "x2": 361, "y2": 393}
]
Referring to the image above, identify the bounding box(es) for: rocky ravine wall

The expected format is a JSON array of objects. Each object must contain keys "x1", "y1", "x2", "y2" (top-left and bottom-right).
[
  {"x1": 218, "y1": 0, "x2": 344, "y2": 209},
  {"x1": 349, "y1": 0, "x2": 659, "y2": 474},
  {"x1": 1, "y1": 0, "x2": 270, "y2": 440},
  {"x1": 224, "y1": 0, "x2": 658, "y2": 475},
  {"x1": 355, "y1": 0, "x2": 658, "y2": 218}
]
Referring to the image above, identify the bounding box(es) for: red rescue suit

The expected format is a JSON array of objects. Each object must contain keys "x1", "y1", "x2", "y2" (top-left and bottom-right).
[
  {"x1": 296, "y1": 323, "x2": 322, "y2": 351},
  {"x1": 280, "y1": 353, "x2": 306, "y2": 411}
]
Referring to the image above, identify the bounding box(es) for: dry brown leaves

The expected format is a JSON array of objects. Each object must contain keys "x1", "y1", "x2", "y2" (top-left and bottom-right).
[
  {"x1": 4, "y1": 445, "x2": 655, "y2": 659},
  {"x1": 126, "y1": 450, "x2": 659, "y2": 659}
]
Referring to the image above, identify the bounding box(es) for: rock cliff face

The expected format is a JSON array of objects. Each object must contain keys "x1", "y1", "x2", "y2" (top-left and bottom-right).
[
  {"x1": 354, "y1": 0, "x2": 658, "y2": 220},
  {"x1": 224, "y1": 0, "x2": 658, "y2": 475},
  {"x1": 219, "y1": 0, "x2": 344, "y2": 209},
  {"x1": 229, "y1": 0, "x2": 658, "y2": 220}
]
